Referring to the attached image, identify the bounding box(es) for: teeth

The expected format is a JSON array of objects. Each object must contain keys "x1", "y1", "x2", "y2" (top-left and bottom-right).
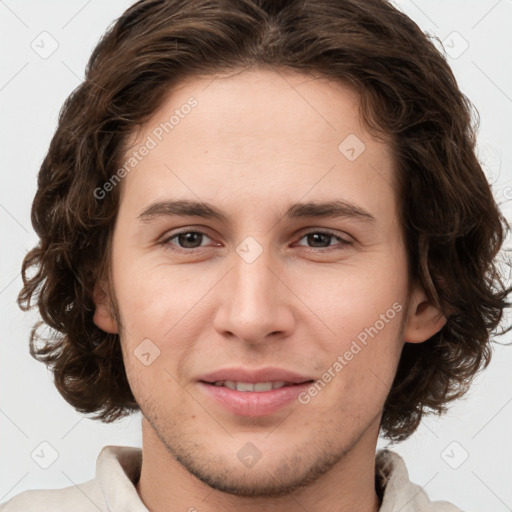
[
  {"x1": 237, "y1": 382, "x2": 256, "y2": 392},
  {"x1": 213, "y1": 381, "x2": 290, "y2": 392},
  {"x1": 254, "y1": 382, "x2": 274, "y2": 392}
]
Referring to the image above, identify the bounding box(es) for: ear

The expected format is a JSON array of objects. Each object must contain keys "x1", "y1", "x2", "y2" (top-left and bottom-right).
[
  {"x1": 92, "y1": 281, "x2": 118, "y2": 334},
  {"x1": 403, "y1": 282, "x2": 447, "y2": 343}
]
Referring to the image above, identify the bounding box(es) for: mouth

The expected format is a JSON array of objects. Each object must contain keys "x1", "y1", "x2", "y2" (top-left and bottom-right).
[
  {"x1": 202, "y1": 380, "x2": 314, "y2": 392},
  {"x1": 197, "y1": 367, "x2": 316, "y2": 416},
  {"x1": 198, "y1": 379, "x2": 315, "y2": 417}
]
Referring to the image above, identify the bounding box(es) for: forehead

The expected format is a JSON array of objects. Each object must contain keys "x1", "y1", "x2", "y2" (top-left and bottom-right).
[{"x1": 118, "y1": 67, "x2": 398, "y2": 223}]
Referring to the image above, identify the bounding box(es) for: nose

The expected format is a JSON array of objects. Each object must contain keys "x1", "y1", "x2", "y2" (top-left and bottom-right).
[{"x1": 212, "y1": 243, "x2": 296, "y2": 345}]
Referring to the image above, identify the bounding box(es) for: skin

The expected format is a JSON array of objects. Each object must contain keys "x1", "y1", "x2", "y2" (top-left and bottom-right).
[{"x1": 93, "y1": 67, "x2": 446, "y2": 512}]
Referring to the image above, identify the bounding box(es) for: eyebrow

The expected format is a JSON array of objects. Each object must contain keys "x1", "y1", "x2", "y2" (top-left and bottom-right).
[{"x1": 137, "y1": 199, "x2": 376, "y2": 224}]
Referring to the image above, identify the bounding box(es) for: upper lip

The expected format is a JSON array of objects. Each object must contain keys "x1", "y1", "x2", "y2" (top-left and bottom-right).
[{"x1": 198, "y1": 367, "x2": 315, "y2": 384}]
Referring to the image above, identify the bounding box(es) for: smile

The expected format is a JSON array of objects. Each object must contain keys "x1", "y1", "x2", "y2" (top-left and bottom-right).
[{"x1": 211, "y1": 380, "x2": 294, "y2": 391}]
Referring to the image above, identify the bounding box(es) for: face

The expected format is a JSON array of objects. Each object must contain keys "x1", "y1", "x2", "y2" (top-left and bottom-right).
[{"x1": 94, "y1": 67, "x2": 445, "y2": 497}]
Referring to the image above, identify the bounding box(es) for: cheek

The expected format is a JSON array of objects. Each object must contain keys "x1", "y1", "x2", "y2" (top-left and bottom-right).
[
  {"x1": 113, "y1": 261, "x2": 214, "y2": 386},
  {"x1": 294, "y1": 258, "x2": 407, "y2": 337},
  {"x1": 113, "y1": 257, "x2": 205, "y2": 334},
  {"x1": 294, "y1": 261, "x2": 406, "y2": 396},
  {"x1": 116, "y1": 270, "x2": 195, "y2": 403}
]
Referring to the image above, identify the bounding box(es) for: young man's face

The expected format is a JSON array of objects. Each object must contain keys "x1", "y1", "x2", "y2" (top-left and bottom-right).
[{"x1": 94, "y1": 68, "x2": 444, "y2": 496}]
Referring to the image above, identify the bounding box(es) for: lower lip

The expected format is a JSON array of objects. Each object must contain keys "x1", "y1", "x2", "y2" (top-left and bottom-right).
[{"x1": 198, "y1": 381, "x2": 313, "y2": 417}]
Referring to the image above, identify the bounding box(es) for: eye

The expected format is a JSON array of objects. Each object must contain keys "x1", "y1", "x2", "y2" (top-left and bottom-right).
[
  {"x1": 161, "y1": 230, "x2": 214, "y2": 251},
  {"x1": 294, "y1": 230, "x2": 353, "y2": 250}
]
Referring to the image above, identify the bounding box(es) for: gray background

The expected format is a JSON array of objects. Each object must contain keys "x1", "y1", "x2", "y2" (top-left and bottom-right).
[{"x1": 1, "y1": 1, "x2": 511, "y2": 510}]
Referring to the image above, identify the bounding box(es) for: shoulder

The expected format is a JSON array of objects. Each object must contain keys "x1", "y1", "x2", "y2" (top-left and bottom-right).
[
  {"x1": 0, "y1": 445, "x2": 142, "y2": 512},
  {"x1": 376, "y1": 449, "x2": 466, "y2": 512},
  {"x1": 0, "y1": 479, "x2": 105, "y2": 512}
]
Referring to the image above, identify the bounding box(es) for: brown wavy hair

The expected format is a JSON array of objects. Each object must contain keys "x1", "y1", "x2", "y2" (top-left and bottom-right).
[{"x1": 18, "y1": 0, "x2": 511, "y2": 441}]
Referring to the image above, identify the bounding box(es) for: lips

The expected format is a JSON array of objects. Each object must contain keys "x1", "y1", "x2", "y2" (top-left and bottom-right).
[
  {"x1": 197, "y1": 367, "x2": 315, "y2": 416},
  {"x1": 198, "y1": 367, "x2": 314, "y2": 385},
  {"x1": 211, "y1": 380, "x2": 291, "y2": 392}
]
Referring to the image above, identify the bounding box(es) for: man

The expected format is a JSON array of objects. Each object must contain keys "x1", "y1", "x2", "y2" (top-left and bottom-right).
[{"x1": 3, "y1": 0, "x2": 510, "y2": 510}]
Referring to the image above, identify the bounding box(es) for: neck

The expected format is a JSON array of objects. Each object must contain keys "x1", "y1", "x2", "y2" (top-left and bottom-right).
[{"x1": 135, "y1": 417, "x2": 382, "y2": 512}]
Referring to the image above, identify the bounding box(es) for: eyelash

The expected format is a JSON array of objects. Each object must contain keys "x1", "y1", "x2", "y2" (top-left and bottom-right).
[{"x1": 160, "y1": 228, "x2": 353, "y2": 253}]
